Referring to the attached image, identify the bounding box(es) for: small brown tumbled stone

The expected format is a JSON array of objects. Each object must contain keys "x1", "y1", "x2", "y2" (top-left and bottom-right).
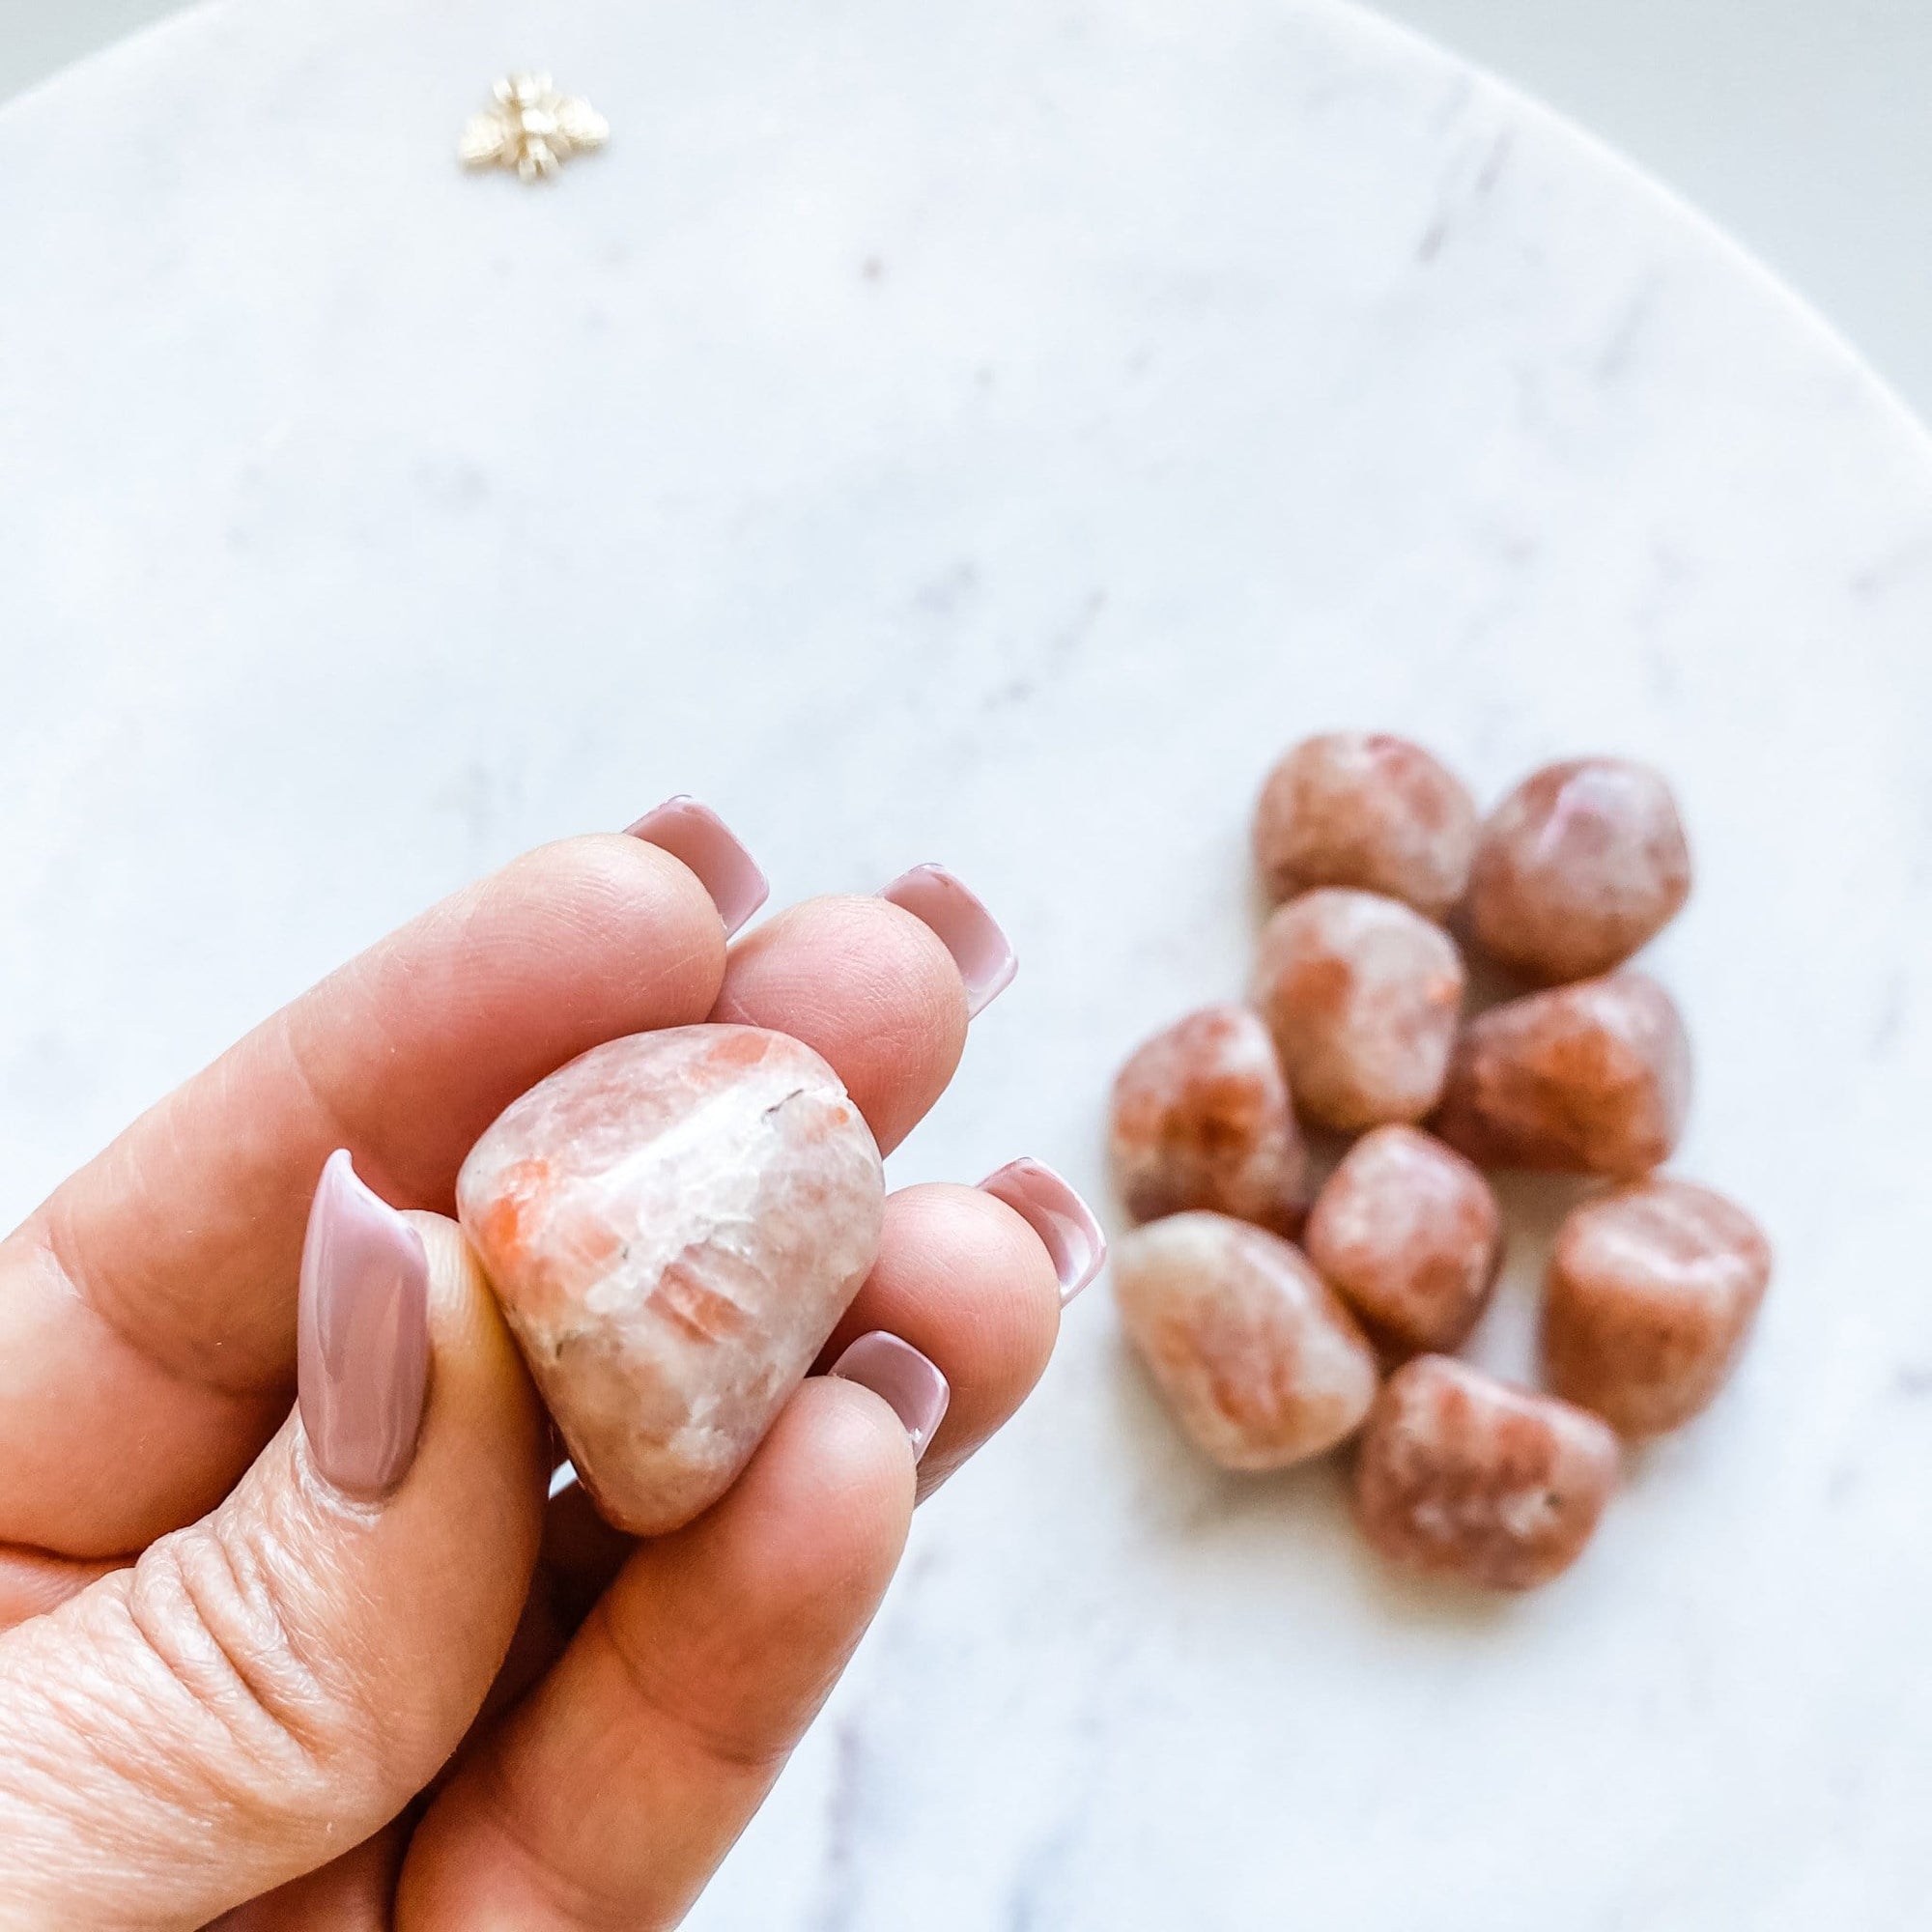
[
  {"x1": 1253, "y1": 732, "x2": 1479, "y2": 922},
  {"x1": 1252, "y1": 889, "x2": 1465, "y2": 1133},
  {"x1": 1431, "y1": 972, "x2": 1690, "y2": 1179},
  {"x1": 1543, "y1": 1178, "x2": 1771, "y2": 1436},
  {"x1": 1304, "y1": 1125, "x2": 1502, "y2": 1356},
  {"x1": 1467, "y1": 757, "x2": 1691, "y2": 984},
  {"x1": 1353, "y1": 1354, "x2": 1620, "y2": 1591},
  {"x1": 1113, "y1": 1211, "x2": 1379, "y2": 1471},
  {"x1": 1109, "y1": 1004, "x2": 1309, "y2": 1236}
]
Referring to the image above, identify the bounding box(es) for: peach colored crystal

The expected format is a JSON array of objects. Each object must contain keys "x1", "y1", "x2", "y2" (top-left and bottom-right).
[
  {"x1": 1113, "y1": 1211, "x2": 1378, "y2": 1470},
  {"x1": 456, "y1": 1025, "x2": 885, "y2": 1535},
  {"x1": 1253, "y1": 731, "x2": 1479, "y2": 922},
  {"x1": 1108, "y1": 1004, "x2": 1309, "y2": 1236},
  {"x1": 1544, "y1": 1178, "x2": 1771, "y2": 1436},
  {"x1": 1253, "y1": 888, "x2": 1465, "y2": 1132},
  {"x1": 1431, "y1": 972, "x2": 1690, "y2": 1178},
  {"x1": 1467, "y1": 757, "x2": 1691, "y2": 985},
  {"x1": 1353, "y1": 1354, "x2": 1619, "y2": 1590},
  {"x1": 1304, "y1": 1125, "x2": 1502, "y2": 1357}
]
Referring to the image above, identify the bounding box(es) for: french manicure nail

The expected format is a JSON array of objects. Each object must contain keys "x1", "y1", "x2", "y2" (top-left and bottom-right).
[
  {"x1": 626, "y1": 796, "x2": 771, "y2": 938},
  {"x1": 829, "y1": 1331, "x2": 951, "y2": 1460},
  {"x1": 297, "y1": 1150, "x2": 430, "y2": 1500},
  {"x1": 979, "y1": 1157, "x2": 1108, "y2": 1305},
  {"x1": 878, "y1": 864, "x2": 1017, "y2": 1017}
]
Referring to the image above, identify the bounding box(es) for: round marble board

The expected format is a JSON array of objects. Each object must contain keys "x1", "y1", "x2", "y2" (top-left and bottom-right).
[{"x1": 3, "y1": 1, "x2": 1931, "y2": 1925}]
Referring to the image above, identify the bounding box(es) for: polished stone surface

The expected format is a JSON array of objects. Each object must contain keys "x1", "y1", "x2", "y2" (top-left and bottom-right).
[
  {"x1": 1544, "y1": 1177, "x2": 1771, "y2": 1437},
  {"x1": 1354, "y1": 1353, "x2": 1620, "y2": 1590},
  {"x1": 1254, "y1": 888, "x2": 1465, "y2": 1130},
  {"x1": 1304, "y1": 1124, "x2": 1502, "y2": 1356},
  {"x1": 1254, "y1": 731, "x2": 1477, "y2": 921},
  {"x1": 458, "y1": 1026, "x2": 885, "y2": 1535},
  {"x1": 1467, "y1": 757, "x2": 1691, "y2": 984},
  {"x1": 1108, "y1": 1004, "x2": 1307, "y2": 1236},
  {"x1": 1114, "y1": 1211, "x2": 1378, "y2": 1470},
  {"x1": 1433, "y1": 973, "x2": 1690, "y2": 1178}
]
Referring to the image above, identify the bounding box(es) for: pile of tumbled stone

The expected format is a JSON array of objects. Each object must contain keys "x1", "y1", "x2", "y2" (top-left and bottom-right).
[{"x1": 1109, "y1": 734, "x2": 1770, "y2": 1592}]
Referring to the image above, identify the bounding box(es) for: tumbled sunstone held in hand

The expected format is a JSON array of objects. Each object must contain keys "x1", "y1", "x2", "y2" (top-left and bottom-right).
[
  {"x1": 1353, "y1": 1354, "x2": 1620, "y2": 1591},
  {"x1": 1253, "y1": 731, "x2": 1479, "y2": 922},
  {"x1": 1252, "y1": 888, "x2": 1465, "y2": 1132},
  {"x1": 1543, "y1": 1177, "x2": 1772, "y2": 1436},
  {"x1": 1303, "y1": 1125, "x2": 1503, "y2": 1357},
  {"x1": 457, "y1": 1025, "x2": 886, "y2": 1535},
  {"x1": 1113, "y1": 1211, "x2": 1379, "y2": 1470},
  {"x1": 1108, "y1": 1004, "x2": 1309, "y2": 1236},
  {"x1": 1431, "y1": 972, "x2": 1690, "y2": 1179},
  {"x1": 1467, "y1": 757, "x2": 1691, "y2": 985}
]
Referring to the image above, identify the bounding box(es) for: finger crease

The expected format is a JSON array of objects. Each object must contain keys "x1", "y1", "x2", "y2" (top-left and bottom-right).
[
  {"x1": 591, "y1": 1595, "x2": 793, "y2": 1782},
  {"x1": 119, "y1": 1526, "x2": 340, "y2": 1802}
]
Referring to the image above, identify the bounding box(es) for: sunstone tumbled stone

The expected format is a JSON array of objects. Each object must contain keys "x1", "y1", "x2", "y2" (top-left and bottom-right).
[
  {"x1": 1543, "y1": 1177, "x2": 1771, "y2": 1436},
  {"x1": 1113, "y1": 1211, "x2": 1379, "y2": 1470},
  {"x1": 1252, "y1": 732, "x2": 1478, "y2": 922},
  {"x1": 1353, "y1": 1354, "x2": 1620, "y2": 1592},
  {"x1": 1467, "y1": 757, "x2": 1691, "y2": 985},
  {"x1": 1253, "y1": 888, "x2": 1465, "y2": 1132},
  {"x1": 457, "y1": 1025, "x2": 885, "y2": 1534},
  {"x1": 1303, "y1": 1125, "x2": 1502, "y2": 1357},
  {"x1": 1431, "y1": 972, "x2": 1690, "y2": 1179},
  {"x1": 1108, "y1": 1004, "x2": 1309, "y2": 1236}
]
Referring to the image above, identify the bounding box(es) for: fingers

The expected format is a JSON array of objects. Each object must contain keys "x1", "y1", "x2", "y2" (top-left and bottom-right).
[
  {"x1": 204, "y1": 1825, "x2": 406, "y2": 1930},
  {"x1": 526, "y1": 1171, "x2": 1084, "y2": 1634},
  {"x1": 715, "y1": 891, "x2": 987, "y2": 1154},
  {"x1": 819, "y1": 1182, "x2": 1065, "y2": 1496},
  {"x1": 0, "y1": 1213, "x2": 548, "y2": 1929},
  {"x1": 397, "y1": 1378, "x2": 914, "y2": 1931},
  {"x1": 0, "y1": 834, "x2": 725, "y2": 1556},
  {"x1": 0, "y1": 1547, "x2": 129, "y2": 1632},
  {"x1": 0, "y1": 844, "x2": 1006, "y2": 1562}
]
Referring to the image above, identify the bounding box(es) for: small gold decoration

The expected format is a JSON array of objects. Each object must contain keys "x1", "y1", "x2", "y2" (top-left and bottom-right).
[{"x1": 460, "y1": 73, "x2": 609, "y2": 183}]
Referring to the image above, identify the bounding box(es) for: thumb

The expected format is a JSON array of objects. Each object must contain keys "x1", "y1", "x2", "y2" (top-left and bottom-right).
[{"x1": 0, "y1": 1154, "x2": 547, "y2": 1931}]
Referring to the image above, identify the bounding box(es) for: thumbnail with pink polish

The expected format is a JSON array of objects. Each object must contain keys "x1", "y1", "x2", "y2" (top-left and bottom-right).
[
  {"x1": 830, "y1": 1331, "x2": 951, "y2": 1459},
  {"x1": 626, "y1": 796, "x2": 771, "y2": 937},
  {"x1": 878, "y1": 864, "x2": 1017, "y2": 1017},
  {"x1": 980, "y1": 1157, "x2": 1108, "y2": 1304},
  {"x1": 297, "y1": 1150, "x2": 430, "y2": 1500}
]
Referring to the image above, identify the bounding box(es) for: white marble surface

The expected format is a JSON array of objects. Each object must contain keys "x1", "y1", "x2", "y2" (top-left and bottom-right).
[
  {"x1": 3, "y1": 1, "x2": 1932, "y2": 1924},
  {"x1": 14, "y1": 4, "x2": 1932, "y2": 434}
]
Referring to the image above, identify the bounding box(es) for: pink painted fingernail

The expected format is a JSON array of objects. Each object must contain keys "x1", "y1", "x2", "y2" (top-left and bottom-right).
[
  {"x1": 878, "y1": 864, "x2": 1017, "y2": 1017},
  {"x1": 298, "y1": 1150, "x2": 430, "y2": 1500},
  {"x1": 626, "y1": 796, "x2": 771, "y2": 938},
  {"x1": 979, "y1": 1157, "x2": 1108, "y2": 1305},
  {"x1": 829, "y1": 1331, "x2": 951, "y2": 1460}
]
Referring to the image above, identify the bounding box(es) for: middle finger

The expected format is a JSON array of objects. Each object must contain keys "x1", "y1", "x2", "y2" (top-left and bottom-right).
[{"x1": 711, "y1": 879, "x2": 1009, "y2": 1154}]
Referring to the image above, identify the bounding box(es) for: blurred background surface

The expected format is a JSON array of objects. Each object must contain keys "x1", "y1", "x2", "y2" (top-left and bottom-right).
[{"x1": 8, "y1": 0, "x2": 1926, "y2": 425}]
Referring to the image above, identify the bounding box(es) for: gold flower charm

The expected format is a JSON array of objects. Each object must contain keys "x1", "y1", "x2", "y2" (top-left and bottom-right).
[{"x1": 460, "y1": 73, "x2": 608, "y2": 182}]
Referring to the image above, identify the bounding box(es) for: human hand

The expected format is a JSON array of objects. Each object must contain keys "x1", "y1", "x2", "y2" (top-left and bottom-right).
[{"x1": 0, "y1": 818, "x2": 1103, "y2": 1928}]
